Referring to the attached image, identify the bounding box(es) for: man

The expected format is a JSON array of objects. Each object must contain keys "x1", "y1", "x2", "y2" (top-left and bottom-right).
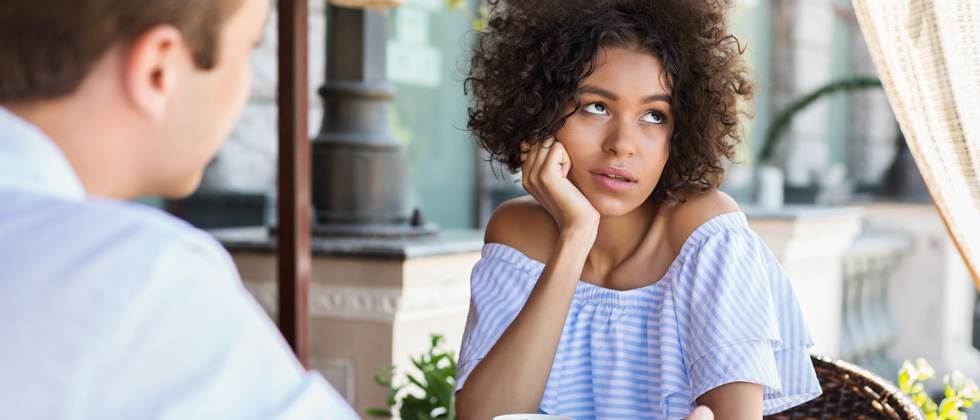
[{"x1": 0, "y1": 0, "x2": 359, "y2": 418}]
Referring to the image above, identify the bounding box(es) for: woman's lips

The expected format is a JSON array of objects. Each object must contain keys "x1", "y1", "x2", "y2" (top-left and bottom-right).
[{"x1": 589, "y1": 167, "x2": 636, "y2": 191}]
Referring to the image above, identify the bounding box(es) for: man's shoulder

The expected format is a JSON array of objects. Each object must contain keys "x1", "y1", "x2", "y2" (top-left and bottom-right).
[
  {"x1": 72, "y1": 195, "x2": 213, "y2": 247},
  {"x1": 0, "y1": 193, "x2": 243, "y2": 403},
  {"x1": 77, "y1": 197, "x2": 232, "y2": 274},
  {"x1": 0, "y1": 192, "x2": 229, "y2": 285}
]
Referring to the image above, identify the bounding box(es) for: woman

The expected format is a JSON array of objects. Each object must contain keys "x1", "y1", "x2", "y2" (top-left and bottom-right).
[{"x1": 454, "y1": 1, "x2": 822, "y2": 419}]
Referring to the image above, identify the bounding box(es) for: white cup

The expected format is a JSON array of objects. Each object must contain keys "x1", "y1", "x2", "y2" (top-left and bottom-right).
[{"x1": 493, "y1": 415, "x2": 575, "y2": 420}]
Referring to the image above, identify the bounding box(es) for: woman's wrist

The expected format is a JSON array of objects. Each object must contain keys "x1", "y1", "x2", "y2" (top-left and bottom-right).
[{"x1": 555, "y1": 219, "x2": 599, "y2": 253}]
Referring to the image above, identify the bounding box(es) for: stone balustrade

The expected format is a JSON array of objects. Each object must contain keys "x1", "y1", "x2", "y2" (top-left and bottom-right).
[{"x1": 839, "y1": 230, "x2": 912, "y2": 375}]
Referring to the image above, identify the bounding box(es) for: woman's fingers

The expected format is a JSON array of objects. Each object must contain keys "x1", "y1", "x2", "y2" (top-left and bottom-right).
[
  {"x1": 520, "y1": 141, "x2": 538, "y2": 189},
  {"x1": 522, "y1": 137, "x2": 572, "y2": 203},
  {"x1": 522, "y1": 139, "x2": 544, "y2": 183},
  {"x1": 531, "y1": 137, "x2": 553, "y2": 171},
  {"x1": 542, "y1": 140, "x2": 569, "y2": 178}
]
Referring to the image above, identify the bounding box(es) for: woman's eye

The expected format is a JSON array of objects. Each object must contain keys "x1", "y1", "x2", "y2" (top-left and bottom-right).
[
  {"x1": 583, "y1": 103, "x2": 608, "y2": 115},
  {"x1": 643, "y1": 112, "x2": 665, "y2": 124}
]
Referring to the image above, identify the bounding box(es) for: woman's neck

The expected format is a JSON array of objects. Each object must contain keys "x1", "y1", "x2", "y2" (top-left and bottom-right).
[{"x1": 583, "y1": 201, "x2": 660, "y2": 284}]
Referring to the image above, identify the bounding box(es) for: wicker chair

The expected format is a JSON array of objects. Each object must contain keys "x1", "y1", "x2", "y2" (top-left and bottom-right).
[{"x1": 764, "y1": 354, "x2": 927, "y2": 420}]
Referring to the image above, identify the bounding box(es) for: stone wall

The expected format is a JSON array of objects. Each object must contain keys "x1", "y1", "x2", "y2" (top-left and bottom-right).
[
  {"x1": 771, "y1": 0, "x2": 835, "y2": 187},
  {"x1": 199, "y1": 0, "x2": 327, "y2": 193},
  {"x1": 770, "y1": 0, "x2": 900, "y2": 191},
  {"x1": 847, "y1": 22, "x2": 901, "y2": 188}
]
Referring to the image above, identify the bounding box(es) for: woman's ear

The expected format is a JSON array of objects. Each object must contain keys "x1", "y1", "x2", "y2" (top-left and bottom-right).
[{"x1": 121, "y1": 25, "x2": 189, "y2": 120}]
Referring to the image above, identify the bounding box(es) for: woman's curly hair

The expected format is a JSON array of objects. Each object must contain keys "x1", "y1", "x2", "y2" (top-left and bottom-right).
[{"x1": 466, "y1": 0, "x2": 754, "y2": 207}]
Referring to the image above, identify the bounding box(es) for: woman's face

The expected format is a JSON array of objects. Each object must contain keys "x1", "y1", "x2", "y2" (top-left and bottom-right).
[{"x1": 555, "y1": 46, "x2": 673, "y2": 217}]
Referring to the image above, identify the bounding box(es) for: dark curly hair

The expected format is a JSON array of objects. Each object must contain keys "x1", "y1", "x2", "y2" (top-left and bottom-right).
[{"x1": 466, "y1": 0, "x2": 754, "y2": 207}]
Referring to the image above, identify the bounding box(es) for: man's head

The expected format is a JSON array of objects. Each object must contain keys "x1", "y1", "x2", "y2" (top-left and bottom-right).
[
  {"x1": 0, "y1": 0, "x2": 269, "y2": 198},
  {"x1": 0, "y1": 0, "x2": 244, "y2": 103}
]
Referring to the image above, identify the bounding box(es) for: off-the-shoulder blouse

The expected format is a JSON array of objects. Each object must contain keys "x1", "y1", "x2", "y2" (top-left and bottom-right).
[{"x1": 455, "y1": 212, "x2": 821, "y2": 420}]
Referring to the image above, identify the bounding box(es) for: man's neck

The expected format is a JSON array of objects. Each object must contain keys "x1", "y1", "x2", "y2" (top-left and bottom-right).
[{"x1": 4, "y1": 97, "x2": 141, "y2": 199}]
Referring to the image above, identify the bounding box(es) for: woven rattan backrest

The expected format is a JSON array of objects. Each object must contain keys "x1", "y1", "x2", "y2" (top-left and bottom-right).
[{"x1": 764, "y1": 355, "x2": 927, "y2": 420}]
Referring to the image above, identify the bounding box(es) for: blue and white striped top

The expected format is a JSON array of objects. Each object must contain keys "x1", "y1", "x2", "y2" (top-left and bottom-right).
[{"x1": 455, "y1": 212, "x2": 821, "y2": 420}]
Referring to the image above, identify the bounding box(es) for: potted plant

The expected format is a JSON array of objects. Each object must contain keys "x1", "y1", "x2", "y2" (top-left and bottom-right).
[
  {"x1": 757, "y1": 75, "x2": 883, "y2": 205},
  {"x1": 899, "y1": 358, "x2": 980, "y2": 420},
  {"x1": 368, "y1": 334, "x2": 458, "y2": 420}
]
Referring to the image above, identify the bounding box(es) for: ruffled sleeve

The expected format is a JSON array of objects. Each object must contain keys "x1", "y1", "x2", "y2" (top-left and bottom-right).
[
  {"x1": 454, "y1": 243, "x2": 540, "y2": 394},
  {"x1": 668, "y1": 220, "x2": 821, "y2": 415}
]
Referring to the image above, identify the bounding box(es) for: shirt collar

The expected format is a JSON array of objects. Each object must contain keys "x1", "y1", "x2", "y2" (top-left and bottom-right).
[{"x1": 0, "y1": 106, "x2": 86, "y2": 201}]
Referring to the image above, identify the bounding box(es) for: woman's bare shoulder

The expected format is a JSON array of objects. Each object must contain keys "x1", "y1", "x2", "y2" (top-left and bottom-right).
[
  {"x1": 484, "y1": 195, "x2": 559, "y2": 264},
  {"x1": 664, "y1": 189, "x2": 741, "y2": 247}
]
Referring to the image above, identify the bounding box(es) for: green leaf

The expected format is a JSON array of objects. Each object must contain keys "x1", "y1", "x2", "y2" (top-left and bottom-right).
[
  {"x1": 900, "y1": 362, "x2": 915, "y2": 394},
  {"x1": 365, "y1": 407, "x2": 393, "y2": 418},
  {"x1": 961, "y1": 379, "x2": 980, "y2": 404},
  {"x1": 760, "y1": 76, "x2": 883, "y2": 163},
  {"x1": 475, "y1": 6, "x2": 490, "y2": 32},
  {"x1": 915, "y1": 391, "x2": 939, "y2": 416},
  {"x1": 373, "y1": 333, "x2": 459, "y2": 420},
  {"x1": 407, "y1": 374, "x2": 427, "y2": 390},
  {"x1": 431, "y1": 334, "x2": 445, "y2": 347},
  {"x1": 375, "y1": 364, "x2": 396, "y2": 387},
  {"x1": 939, "y1": 398, "x2": 964, "y2": 420},
  {"x1": 917, "y1": 359, "x2": 937, "y2": 381}
]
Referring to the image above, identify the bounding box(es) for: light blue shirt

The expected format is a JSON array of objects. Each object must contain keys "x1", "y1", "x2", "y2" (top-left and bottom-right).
[
  {"x1": 0, "y1": 106, "x2": 359, "y2": 419},
  {"x1": 456, "y1": 212, "x2": 822, "y2": 420}
]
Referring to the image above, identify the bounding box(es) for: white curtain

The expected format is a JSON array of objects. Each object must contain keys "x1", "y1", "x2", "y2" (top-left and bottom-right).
[{"x1": 851, "y1": 0, "x2": 980, "y2": 285}]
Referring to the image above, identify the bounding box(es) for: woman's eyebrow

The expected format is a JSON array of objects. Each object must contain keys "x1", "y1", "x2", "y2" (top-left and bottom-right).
[
  {"x1": 578, "y1": 85, "x2": 617, "y2": 100},
  {"x1": 578, "y1": 85, "x2": 670, "y2": 104},
  {"x1": 642, "y1": 94, "x2": 671, "y2": 104}
]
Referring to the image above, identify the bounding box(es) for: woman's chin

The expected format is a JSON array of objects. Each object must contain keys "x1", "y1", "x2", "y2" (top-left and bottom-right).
[{"x1": 591, "y1": 199, "x2": 651, "y2": 220}]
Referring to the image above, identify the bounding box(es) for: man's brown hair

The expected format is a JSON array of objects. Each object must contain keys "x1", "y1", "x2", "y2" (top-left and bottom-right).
[{"x1": 0, "y1": 0, "x2": 245, "y2": 103}]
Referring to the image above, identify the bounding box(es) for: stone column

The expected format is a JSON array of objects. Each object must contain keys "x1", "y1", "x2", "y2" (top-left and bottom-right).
[
  {"x1": 770, "y1": 0, "x2": 836, "y2": 188},
  {"x1": 312, "y1": 5, "x2": 436, "y2": 237},
  {"x1": 213, "y1": 227, "x2": 483, "y2": 415}
]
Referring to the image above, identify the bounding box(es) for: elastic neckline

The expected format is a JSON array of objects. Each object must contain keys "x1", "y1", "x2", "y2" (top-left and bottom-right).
[{"x1": 483, "y1": 211, "x2": 749, "y2": 301}]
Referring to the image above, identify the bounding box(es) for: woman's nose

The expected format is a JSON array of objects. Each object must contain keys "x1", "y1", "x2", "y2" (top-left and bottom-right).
[{"x1": 602, "y1": 117, "x2": 638, "y2": 156}]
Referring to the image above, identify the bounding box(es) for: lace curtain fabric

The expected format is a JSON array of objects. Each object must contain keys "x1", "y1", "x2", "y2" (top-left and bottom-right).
[{"x1": 851, "y1": 0, "x2": 980, "y2": 284}]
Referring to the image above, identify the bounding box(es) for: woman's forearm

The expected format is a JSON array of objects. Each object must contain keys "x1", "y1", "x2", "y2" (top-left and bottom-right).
[
  {"x1": 696, "y1": 382, "x2": 763, "y2": 420},
  {"x1": 455, "y1": 225, "x2": 597, "y2": 420}
]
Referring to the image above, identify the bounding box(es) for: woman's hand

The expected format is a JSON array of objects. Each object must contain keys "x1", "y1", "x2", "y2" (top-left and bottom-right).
[
  {"x1": 456, "y1": 138, "x2": 601, "y2": 420},
  {"x1": 520, "y1": 137, "x2": 600, "y2": 232}
]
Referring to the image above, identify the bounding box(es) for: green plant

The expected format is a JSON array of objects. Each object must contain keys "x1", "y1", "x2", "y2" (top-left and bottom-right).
[
  {"x1": 899, "y1": 358, "x2": 980, "y2": 420},
  {"x1": 366, "y1": 334, "x2": 458, "y2": 420},
  {"x1": 759, "y1": 75, "x2": 883, "y2": 163},
  {"x1": 446, "y1": 0, "x2": 489, "y2": 32}
]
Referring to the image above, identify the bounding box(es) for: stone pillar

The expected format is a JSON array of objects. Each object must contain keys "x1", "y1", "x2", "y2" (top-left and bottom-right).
[
  {"x1": 312, "y1": 5, "x2": 437, "y2": 237},
  {"x1": 212, "y1": 227, "x2": 483, "y2": 416},
  {"x1": 746, "y1": 206, "x2": 864, "y2": 356},
  {"x1": 201, "y1": 0, "x2": 327, "y2": 192},
  {"x1": 847, "y1": 26, "x2": 901, "y2": 189},
  {"x1": 770, "y1": 0, "x2": 836, "y2": 188}
]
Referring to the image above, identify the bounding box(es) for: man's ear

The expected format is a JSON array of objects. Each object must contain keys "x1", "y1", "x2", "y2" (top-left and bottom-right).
[{"x1": 122, "y1": 25, "x2": 189, "y2": 120}]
